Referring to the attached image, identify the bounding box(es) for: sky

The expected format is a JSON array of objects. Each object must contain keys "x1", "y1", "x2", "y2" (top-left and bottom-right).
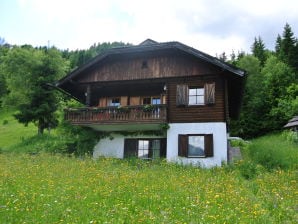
[{"x1": 1, "y1": 0, "x2": 298, "y2": 56}]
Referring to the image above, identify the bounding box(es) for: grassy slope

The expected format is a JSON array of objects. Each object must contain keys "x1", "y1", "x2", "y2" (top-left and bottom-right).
[
  {"x1": 0, "y1": 154, "x2": 297, "y2": 223},
  {"x1": 0, "y1": 109, "x2": 36, "y2": 150},
  {"x1": 0, "y1": 110, "x2": 297, "y2": 222}
]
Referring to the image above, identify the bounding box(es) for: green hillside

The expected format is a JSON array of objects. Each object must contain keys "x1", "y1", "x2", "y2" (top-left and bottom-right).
[{"x1": 0, "y1": 109, "x2": 36, "y2": 150}]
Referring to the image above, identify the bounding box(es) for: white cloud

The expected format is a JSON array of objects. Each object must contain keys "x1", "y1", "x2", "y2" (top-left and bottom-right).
[{"x1": 10, "y1": 0, "x2": 298, "y2": 56}]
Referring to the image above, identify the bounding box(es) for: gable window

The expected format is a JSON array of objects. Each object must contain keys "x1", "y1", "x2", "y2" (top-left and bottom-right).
[
  {"x1": 108, "y1": 98, "x2": 120, "y2": 106},
  {"x1": 178, "y1": 134, "x2": 213, "y2": 158},
  {"x1": 189, "y1": 87, "x2": 204, "y2": 105},
  {"x1": 176, "y1": 83, "x2": 215, "y2": 106}
]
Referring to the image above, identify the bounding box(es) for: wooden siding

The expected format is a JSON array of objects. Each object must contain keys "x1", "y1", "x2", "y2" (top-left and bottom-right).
[
  {"x1": 76, "y1": 54, "x2": 220, "y2": 83},
  {"x1": 167, "y1": 75, "x2": 226, "y2": 123}
]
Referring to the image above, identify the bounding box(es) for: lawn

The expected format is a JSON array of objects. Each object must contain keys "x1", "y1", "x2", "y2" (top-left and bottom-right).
[
  {"x1": 0, "y1": 153, "x2": 297, "y2": 223},
  {"x1": 0, "y1": 109, "x2": 36, "y2": 149}
]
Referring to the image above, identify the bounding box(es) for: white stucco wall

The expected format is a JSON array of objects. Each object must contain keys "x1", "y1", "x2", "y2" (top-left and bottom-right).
[
  {"x1": 93, "y1": 134, "x2": 164, "y2": 159},
  {"x1": 166, "y1": 122, "x2": 227, "y2": 168},
  {"x1": 93, "y1": 122, "x2": 227, "y2": 168},
  {"x1": 93, "y1": 134, "x2": 124, "y2": 158}
]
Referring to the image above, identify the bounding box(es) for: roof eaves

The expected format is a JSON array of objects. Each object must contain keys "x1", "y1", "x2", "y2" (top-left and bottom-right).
[{"x1": 56, "y1": 40, "x2": 246, "y2": 87}]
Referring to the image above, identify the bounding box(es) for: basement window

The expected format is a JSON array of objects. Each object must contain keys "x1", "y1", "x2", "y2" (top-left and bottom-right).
[{"x1": 178, "y1": 134, "x2": 213, "y2": 158}]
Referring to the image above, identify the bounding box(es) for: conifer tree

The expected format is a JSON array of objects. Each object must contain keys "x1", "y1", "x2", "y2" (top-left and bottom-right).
[
  {"x1": 276, "y1": 23, "x2": 298, "y2": 72},
  {"x1": 251, "y1": 36, "x2": 267, "y2": 66},
  {"x1": 14, "y1": 48, "x2": 68, "y2": 134}
]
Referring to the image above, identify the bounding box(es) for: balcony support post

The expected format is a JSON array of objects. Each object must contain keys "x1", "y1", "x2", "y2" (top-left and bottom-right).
[{"x1": 85, "y1": 85, "x2": 91, "y2": 106}]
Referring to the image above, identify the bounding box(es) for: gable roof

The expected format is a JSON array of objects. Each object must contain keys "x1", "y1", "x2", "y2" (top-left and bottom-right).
[
  {"x1": 284, "y1": 116, "x2": 298, "y2": 128},
  {"x1": 56, "y1": 40, "x2": 245, "y2": 87}
]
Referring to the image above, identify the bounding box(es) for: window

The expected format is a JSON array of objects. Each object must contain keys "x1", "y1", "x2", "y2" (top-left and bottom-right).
[
  {"x1": 142, "y1": 97, "x2": 151, "y2": 105},
  {"x1": 108, "y1": 98, "x2": 120, "y2": 106},
  {"x1": 142, "y1": 96, "x2": 161, "y2": 105},
  {"x1": 178, "y1": 134, "x2": 213, "y2": 158},
  {"x1": 188, "y1": 135, "x2": 205, "y2": 157},
  {"x1": 189, "y1": 87, "x2": 204, "y2": 105},
  {"x1": 152, "y1": 97, "x2": 161, "y2": 105},
  {"x1": 176, "y1": 83, "x2": 215, "y2": 106},
  {"x1": 124, "y1": 139, "x2": 167, "y2": 159},
  {"x1": 138, "y1": 140, "x2": 149, "y2": 159}
]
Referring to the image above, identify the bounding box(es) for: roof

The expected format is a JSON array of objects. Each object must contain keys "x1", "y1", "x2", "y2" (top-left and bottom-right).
[
  {"x1": 284, "y1": 116, "x2": 298, "y2": 128},
  {"x1": 56, "y1": 39, "x2": 246, "y2": 87}
]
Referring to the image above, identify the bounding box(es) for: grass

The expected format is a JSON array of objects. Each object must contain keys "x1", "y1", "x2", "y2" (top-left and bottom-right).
[
  {"x1": 0, "y1": 109, "x2": 297, "y2": 223},
  {"x1": 0, "y1": 109, "x2": 36, "y2": 149},
  {"x1": 242, "y1": 132, "x2": 298, "y2": 170},
  {"x1": 0, "y1": 154, "x2": 297, "y2": 223}
]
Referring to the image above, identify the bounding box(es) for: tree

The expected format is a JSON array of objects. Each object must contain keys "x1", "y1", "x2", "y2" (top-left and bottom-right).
[
  {"x1": 1, "y1": 46, "x2": 41, "y2": 107},
  {"x1": 251, "y1": 36, "x2": 267, "y2": 66},
  {"x1": 261, "y1": 55, "x2": 296, "y2": 131},
  {"x1": 14, "y1": 48, "x2": 68, "y2": 134},
  {"x1": 230, "y1": 55, "x2": 265, "y2": 138},
  {"x1": 276, "y1": 23, "x2": 298, "y2": 72}
]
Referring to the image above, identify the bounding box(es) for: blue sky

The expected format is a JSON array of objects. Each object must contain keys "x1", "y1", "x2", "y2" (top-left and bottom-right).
[{"x1": 1, "y1": 0, "x2": 297, "y2": 56}]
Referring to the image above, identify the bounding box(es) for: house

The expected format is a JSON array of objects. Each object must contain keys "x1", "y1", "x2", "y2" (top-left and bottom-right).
[
  {"x1": 56, "y1": 39, "x2": 246, "y2": 167},
  {"x1": 284, "y1": 116, "x2": 298, "y2": 132}
]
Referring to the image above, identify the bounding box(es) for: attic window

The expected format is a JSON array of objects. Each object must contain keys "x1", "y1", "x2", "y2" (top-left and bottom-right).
[{"x1": 141, "y1": 60, "x2": 148, "y2": 69}]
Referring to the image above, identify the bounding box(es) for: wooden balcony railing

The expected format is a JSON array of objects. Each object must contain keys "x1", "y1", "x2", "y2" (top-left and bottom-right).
[{"x1": 64, "y1": 104, "x2": 167, "y2": 124}]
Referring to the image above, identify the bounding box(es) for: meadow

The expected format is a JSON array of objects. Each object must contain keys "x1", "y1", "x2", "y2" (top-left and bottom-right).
[
  {"x1": 0, "y1": 153, "x2": 297, "y2": 224},
  {"x1": 0, "y1": 111, "x2": 297, "y2": 223}
]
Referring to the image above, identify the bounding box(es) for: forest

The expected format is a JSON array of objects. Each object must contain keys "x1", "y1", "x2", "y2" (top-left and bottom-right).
[{"x1": 0, "y1": 23, "x2": 297, "y2": 139}]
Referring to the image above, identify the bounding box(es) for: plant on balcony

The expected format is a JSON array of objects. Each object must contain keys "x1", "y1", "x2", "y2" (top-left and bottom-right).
[
  {"x1": 116, "y1": 106, "x2": 130, "y2": 113},
  {"x1": 142, "y1": 104, "x2": 155, "y2": 112}
]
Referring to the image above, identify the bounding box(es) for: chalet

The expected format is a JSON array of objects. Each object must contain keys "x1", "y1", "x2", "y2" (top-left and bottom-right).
[{"x1": 56, "y1": 39, "x2": 246, "y2": 167}]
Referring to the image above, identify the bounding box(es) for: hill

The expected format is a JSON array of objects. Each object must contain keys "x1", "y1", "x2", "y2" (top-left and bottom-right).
[{"x1": 0, "y1": 109, "x2": 35, "y2": 150}]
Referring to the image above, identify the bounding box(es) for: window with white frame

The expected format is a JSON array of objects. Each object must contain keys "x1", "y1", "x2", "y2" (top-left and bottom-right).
[{"x1": 188, "y1": 87, "x2": 204, "y2": 105}]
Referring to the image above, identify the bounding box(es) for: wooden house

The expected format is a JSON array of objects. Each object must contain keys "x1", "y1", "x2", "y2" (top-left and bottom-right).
[{"x1": 56, "y1": 39, "x2": 246, "y2": 167}]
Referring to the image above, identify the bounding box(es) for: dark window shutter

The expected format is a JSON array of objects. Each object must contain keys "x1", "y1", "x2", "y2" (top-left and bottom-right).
[
  {"x1": 204, "y1": 134, "x2": 214, "y2": 157},
  {"x1": 176, "y1": 85, "x2": 188, "y2": 106},
  {"x1": 204, "y1": 83, "x2": 215, "y2": 105},
  {"x1": 178, "y1": 134, "x2": 188, "y2": 157},
  {"x1": 160, "y1": 138, "x2": 167, "y2": 158},
  {"x1": 124, "y1": 139, "x2": 137, "y2": 158}
]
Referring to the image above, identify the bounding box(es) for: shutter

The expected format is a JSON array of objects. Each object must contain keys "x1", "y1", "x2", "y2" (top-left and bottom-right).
[
  {"x1": 178, "y1": 135, "x2": 188, "y2": 157},
  {"x1": 120, "y1": 96, "x2": 128, "y2": 106},
  {"x1": 124, "y1": 139, "x2": 137, "y2": 158},
  {"x1": 204, "y1": 83, "x2": 215, "y2": 105},
  {"x1": 160, "y1": 138, "x2": 167, "y2": 158},
  {"x1": 204, "y1": 134, "x2": 214, "y2": 157},
  {"x1": 176, "y1": 85, "x2": 188, "y2": 106}
]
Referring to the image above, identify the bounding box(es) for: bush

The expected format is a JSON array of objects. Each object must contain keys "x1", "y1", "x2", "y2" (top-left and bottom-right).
[
  {"x1": 282, "y1": 130, "x2": 298, "y2": 143},
  {"x1": 236, "y1": 160, "x2": 263, "y2": 179},
  {"x1": 8, "y1": 121, "x2": 101, "y2": 156}
]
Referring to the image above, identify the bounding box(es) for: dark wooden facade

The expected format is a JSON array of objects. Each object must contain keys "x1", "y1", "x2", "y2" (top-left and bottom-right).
[{"x1": 57, "y1": 41, "x2": 245, "y2": 127}]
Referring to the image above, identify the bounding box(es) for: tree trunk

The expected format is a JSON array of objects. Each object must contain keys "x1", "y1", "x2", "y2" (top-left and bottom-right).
[{"x1": 38, "y1": 124, "x2": 44, "y2": 135}]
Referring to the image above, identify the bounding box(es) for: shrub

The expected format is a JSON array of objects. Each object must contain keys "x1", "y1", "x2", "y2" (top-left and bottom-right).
[
  {"x1": 282, "y1": 130, "x2": 298, "y2": 143},
  {"x1": 237, "y1": 160, "x2": 260, "y2": 179},
  {"x1": 9, "y1": 121, "x2": 101, "y2": 156}
]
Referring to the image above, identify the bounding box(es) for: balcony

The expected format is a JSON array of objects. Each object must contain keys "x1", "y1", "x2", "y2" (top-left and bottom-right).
[{"x1": 64, "y1": 104, "x2": 167, "y2": 131}]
